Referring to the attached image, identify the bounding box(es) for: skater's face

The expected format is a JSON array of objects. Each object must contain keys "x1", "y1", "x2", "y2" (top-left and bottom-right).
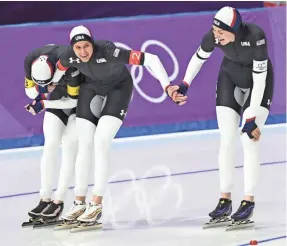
[
  {"x1": 212, "y1": 26, "x2": 235, "y2": 45},
  {"x1": 73, "y1": 41, "x2": 93, "y2": 62}
]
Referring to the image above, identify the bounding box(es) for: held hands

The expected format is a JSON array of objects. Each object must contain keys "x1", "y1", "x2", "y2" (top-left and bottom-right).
[
  {"x1": 166, "y1": 82, "x2": 189, "y2": 105},
  {"x1": 25, "y1": 100, "x2": 45, "y2": 115},
  {"x1": 241, "y1": 117, "x2": 261, "y2": 142}
]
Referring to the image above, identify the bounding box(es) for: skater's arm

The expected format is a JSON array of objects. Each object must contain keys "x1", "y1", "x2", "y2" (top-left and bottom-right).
[
  {"x1": 43, "y1": 68, "x2": 81, "y2": 109},
  {"x1": 103, "y1": 41, "x2": 170, "y2": 91},
  {"x1": 52, "y1": 47, "x2": 73, "y2": 83},
  {"x1": 65, "y1": 68, "x2": 82, "y2": 100},
  {"x1": 165, "y1": 30, "x2": 214, "y2": 104},
  {"x1": 249, "y1": 29, "x2": 268, "y2": 117},
  {"x1": 183, "y1": 30, "x2": 214, "y2": 86},
  {"x1": 141, "y1": 52, "x2": 170, "y2": 91},
  {"x1": 25, "y1": 97, "x2": 78, "y2": 116},
  {"x1": 42, "y1": 97, "x2": 78, "y2": 109}
]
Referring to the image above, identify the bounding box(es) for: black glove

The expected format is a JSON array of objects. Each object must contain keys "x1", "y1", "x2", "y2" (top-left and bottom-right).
[
  {"x1": 176, "y1": 82, "x2": 189, "y2": 96},
  {"x1": 25, "y1": 101, "x2": 45, "y2": 115},
  {"x1": 242, "y1": 117, "x2": 257, "y2": 139}
]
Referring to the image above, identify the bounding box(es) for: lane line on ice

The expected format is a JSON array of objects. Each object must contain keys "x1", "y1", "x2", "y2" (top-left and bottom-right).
[
  {"x1": 238, "y1": 235, "x2": 286, "y2": 246},
  {"x1": 0, "y1": 123, "x2": 285, "y2": 154},
  {"x1": 0, "y1": 160, "x2": 285, "y2": 200}
]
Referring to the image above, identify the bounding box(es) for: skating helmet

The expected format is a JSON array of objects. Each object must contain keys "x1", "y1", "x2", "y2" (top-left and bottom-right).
[
  {"x1": 31, "y1": 55, "x2": 55, "y2": 87},
  {"x1": 213, "y1": 6, "x2": 242, "y2": 33},
  {"x1": 69, "y1": 25, "x2": 94, "y2": 46}
]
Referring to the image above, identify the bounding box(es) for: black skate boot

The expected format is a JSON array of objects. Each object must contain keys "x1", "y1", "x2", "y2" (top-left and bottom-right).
[
  {"x1": 226, "y1": 200, "x2": 255, "y2": 231},
  {"x1": 33, "y1": 201, "x2": 64, "y2": 228},
  {"x1": 22, "y1": 200, "x2": 51, "y2": 227},
  {"x1": 28, "y1": 200, "x2": 51, "y2": 218},
  {"x1": 203, "y1": 198, "x2": 232, "y2": 229}
]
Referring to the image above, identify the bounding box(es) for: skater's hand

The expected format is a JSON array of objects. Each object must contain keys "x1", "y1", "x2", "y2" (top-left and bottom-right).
[
  {"x1": 165, "y1": 85, "x2": 187, "y2": 105},
  {"x1": 25, "y1": 100, "x2": 45, "y2": 115},
  {"x1": 241, "y1": 117, "x2": 261, "y2": 142},
  {"x1": 250, "y1": 127, "x2": 261, "y2": 142}
]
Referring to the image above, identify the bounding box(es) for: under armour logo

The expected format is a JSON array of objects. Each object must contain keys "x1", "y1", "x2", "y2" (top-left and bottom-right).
[
  {"x1": 120, "y1": 110, "x2": 127, "y2": 117},
  {"x1": 267, "y1": 99, "x2": 272, "y2": 106},
  {"x1": 69, "y1": 57, "x2": 80, "y2": 63},
  {"x1": 215, "y1": 38, "x2": 219, "y2": 44}
]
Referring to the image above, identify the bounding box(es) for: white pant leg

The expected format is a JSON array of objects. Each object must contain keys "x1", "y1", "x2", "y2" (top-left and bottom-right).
[
  {"x1": 241, "y1": 106, "x2": 269, "y2": 196},
  {"x1": 73, "y1": 118, "x2": 96, "y2": 196},
  {"x1": 92, "y1": 116, "x2": 122, "y2": 196},
  {"x1": 54, "y1": 114, "x2": 78, "y2": 201},
  {"x1": 40, "y1": 112, "x2": 65, "y2": 199},
  {"x1": 216, "y1": 106, "x2": 241, "y2": 193}
]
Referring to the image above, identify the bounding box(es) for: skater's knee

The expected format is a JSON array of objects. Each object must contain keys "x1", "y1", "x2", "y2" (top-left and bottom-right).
[
  {"x1": 43, "y1": 137, "x2": 62, "y2": 151},
  {"x1": 62, "y1": 132, "x2": 77, "y2": 147},
  {"x1": 94, "y1": 135, "x2": 111, "y2": 152}
]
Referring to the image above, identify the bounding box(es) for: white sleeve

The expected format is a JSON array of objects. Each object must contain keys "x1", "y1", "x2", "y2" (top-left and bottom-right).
[
  {"x1": 25, "y1": 87, "x2": 39, "y2": 99},
  {"x1": 249, "y1": 59, "x2": 268, "y2": 116},
  {"x1": 52, "y1": 68, "x2": 66, "y2": 83},
  {"x1": 43, "y1": 98, "x2": 78, "y2": 109},
  {"x1": 143, "y1": 53, "x2": 170, "y2": 91},
  {"x1": 183, "y1": 46, "x2": 212, "y2": 85}
]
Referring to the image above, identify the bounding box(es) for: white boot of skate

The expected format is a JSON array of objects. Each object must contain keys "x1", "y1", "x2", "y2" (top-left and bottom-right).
[
  {"x1": 61, "y1": 200, "x2": 87, "y2": 221},
  {"x1": 54, "y1": 201, "x2": 86, "y2": 231},
  {"x1": 70, "y1": 203, "x2": 103, "y2": 233}
]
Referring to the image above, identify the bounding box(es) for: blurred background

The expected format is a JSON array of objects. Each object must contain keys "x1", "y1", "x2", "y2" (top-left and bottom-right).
[{"x1": 0, "y1": 1, "x2": 286, "y2": 150}]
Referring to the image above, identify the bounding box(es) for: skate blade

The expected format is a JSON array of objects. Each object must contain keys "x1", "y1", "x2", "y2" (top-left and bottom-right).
[
  {"x1": 225, "y1": 220, "x2": 255, "y2": 231},
  {"x1": 203, "y1": 220, "x2": 232, "y2": 229},
  {"x1": 203, "y1": 217, "x2": 232, "y2": 229},
  {"x1": 54, "y1": 222, "x2": 78, "y2": 231},
  {"x1": 22, "y1": 218, "x2": 42, "y2": 228},
  {"x1": 33, "y1": 220, "x2": 63, "y2": 229},
  {"x1": 22, "y1": 221, "x2": 37, "y2": 227},
  {"x1": 70, "y1": 223, "x2": 103, "y2": 233}
]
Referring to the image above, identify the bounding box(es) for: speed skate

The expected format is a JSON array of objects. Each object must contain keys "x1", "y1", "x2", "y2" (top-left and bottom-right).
[
  {"x1": 203, "y1": 217, "x2": 255, "y2": 231},
  {"x1": 203, "y1": 216, "x2": 232, "y2": 229}
]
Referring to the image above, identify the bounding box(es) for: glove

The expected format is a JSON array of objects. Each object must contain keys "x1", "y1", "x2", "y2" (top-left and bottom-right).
[
  {"x1": 176, "y1": 81, "x2": 189, "y2": 96},
  {"x1": 25, "y1": 101, "x2": 45, "y2": 115},
  {"x1": 241, "y1": 117, "x2": 258, "y2": 139}
]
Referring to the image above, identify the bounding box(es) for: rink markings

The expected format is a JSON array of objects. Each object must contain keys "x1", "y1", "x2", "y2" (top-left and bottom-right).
[
  {"x1": 238, "y1": 235, "x2": 286, "y2": 245},
  {"x1": 0, "y1": 160, "x2": 285, "y2": 199}
]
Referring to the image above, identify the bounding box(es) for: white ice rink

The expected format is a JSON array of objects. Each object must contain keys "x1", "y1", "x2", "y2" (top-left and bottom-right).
[{"x1": 0, "y1": 124, "x2": 286, "y2": 246}]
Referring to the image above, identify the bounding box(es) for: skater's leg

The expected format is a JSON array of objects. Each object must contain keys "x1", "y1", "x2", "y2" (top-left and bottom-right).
[
  {"x1": 54, "y1": 114, "x2": 78, "y2": 203},
  {"x1": 73, "y1": 117, "x2": 96, "y2": 199},
  {"x1": 240, "y1": 106, "x2": 269, "y2": 201},
  {"x1": 73, "y1": 85, "x2": 103, "y2": 201},
  {"x1": 40, "y1": 111, "x2": 65, "y2": 200},
  {"x1": 77, "y1": 77, "x2": 132, "y2": 224},
  {"x1": 216, "y1": 70, "x2": 242, "y2": 199},
  {"x1": 216, "y1": 106, "x2": 240, "y2": 198},
  {"x1": 92, "y1": 115, "x2": 123, "y2": 203}
]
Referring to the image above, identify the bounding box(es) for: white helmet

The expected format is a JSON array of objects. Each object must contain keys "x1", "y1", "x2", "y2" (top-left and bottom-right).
[
  {"x1": 213, "y1": 6, "x2": 242, "y2": 33},
  {"x1": 31, "y1": 55, "x2": 54, "y2": 86},
  {"x1": 70, "y1": 25, "x2": 93, "y2": 45}
]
